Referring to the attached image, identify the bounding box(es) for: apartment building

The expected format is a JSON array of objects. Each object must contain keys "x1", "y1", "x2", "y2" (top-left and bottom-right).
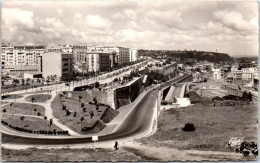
[
  {"x1": 1, "y1": 43, "x2": 14, "y2": 68},
  {"x1": 73, "y1": 45, "x2": 129, "y2": 65},
  {"x1": 42, "y1": 52, "x2": 73, "y2": 81},
  {"x1": 87, "y1": 52, "x2": 114, "y2": 72},
  {"x1": 228, "y1": 67, "x2": 258, "y2": 87},
  {"x1": 129, "y1": 48, "x2": 138, "y2": 62}
]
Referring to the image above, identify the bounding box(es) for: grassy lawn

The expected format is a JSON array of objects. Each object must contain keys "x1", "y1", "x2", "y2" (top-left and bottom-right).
[
  {"x1": 63, "y1": 90, "x2": 108, "y2": 104},
  {"x1": 140, "y1": 99, "x2": 258, "y2": 153},
  {"x1": 2, "y1": 114, "x2": 62, "y2": 131},
  {"x1": 25, "y1": 94, "x2": 52, "y2": 103},
  {"x1": 1, "y1": 102, "x2": 45, "y2": 116},
  {"x1": 2, "y1": 94, "x2": 24, "y2": 100},
  {"x1": 1, "y1": 101, "x2": 9, "y2": 105},
  {"x1": 2, "y1": 147, "x2": 141, "y2": 162},
  {"x1": 51, "y1": 93, "x2": 118, "y2": 134}
]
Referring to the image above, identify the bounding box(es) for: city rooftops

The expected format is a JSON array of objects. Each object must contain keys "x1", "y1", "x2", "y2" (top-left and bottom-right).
[
  {"x1": 5, "y1": 65, "x2": 39, "y2": 70},
  {"x1": 24, "y1": 71, "x2": 42, "y2": 75},
  {"x1": 14, "y1": 45, "x2": 46, "y2": 50}
]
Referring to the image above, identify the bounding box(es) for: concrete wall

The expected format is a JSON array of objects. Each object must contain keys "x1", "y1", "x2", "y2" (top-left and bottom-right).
[{"x1": 114, "y1": 78, "x2": 143, "y2": 109}]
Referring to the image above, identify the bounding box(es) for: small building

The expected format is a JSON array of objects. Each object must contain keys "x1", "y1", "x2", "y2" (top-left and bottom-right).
[
  {"x1": 225, "y1": 73, "x2": 234, "y2": 83},
  {"x1": 4, "y1": 65, "x2": 40, "y2": 78},
  {"x1": 24, "y1": 72, "x2": 42, "y2": 79},
  {"x1": 212, "y1": 68, "x2": 221, "y2": 79}
]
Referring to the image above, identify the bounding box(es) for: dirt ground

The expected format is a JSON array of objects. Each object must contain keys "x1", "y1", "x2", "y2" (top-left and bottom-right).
[
  {"x1": 1, "y1": 147, "x2": 141, "y2": 162},
  {"x1": 139, "y1": 99, "x2": 258, "y2": 161}
]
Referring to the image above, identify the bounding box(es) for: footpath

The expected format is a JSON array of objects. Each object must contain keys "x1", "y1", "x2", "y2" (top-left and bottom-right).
[{"x1": 1, "y1": 92, "x2": 80, "y2": 136}]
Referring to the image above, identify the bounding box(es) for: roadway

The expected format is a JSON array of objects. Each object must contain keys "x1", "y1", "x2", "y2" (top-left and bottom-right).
[{"x1": 2, "y1": 72, "x2": 191, "y2": 146}]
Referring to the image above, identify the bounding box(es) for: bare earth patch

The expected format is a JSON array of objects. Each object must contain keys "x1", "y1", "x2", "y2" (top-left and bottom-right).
[
  {"x1": 1, "y1": 147, "x2": 141, "y2": 162},
  {"x1": 138, "y1": 99, "x2": 258, "y2": 161}
]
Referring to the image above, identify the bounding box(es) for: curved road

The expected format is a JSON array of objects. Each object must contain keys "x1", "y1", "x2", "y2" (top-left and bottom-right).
[
  {"x1": 2, "y1": 72, "x2": 191, "y2": 145},
  {"x1": 2, "y1": 90, "x2": 157, "y2": 145}
]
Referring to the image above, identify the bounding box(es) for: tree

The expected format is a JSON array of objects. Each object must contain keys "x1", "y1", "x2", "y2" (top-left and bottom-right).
[
  {"x1": 49, "y1": 118, "x2": 53, "y2": 127},
  {"x1": 93, "y1": 97, "x2": 97, "y2": 105},
  {"x1": 247, "y1": 92, "x2": 253, "y2": 101},
  {"x1": 81, "y1": 103, "x2": 85, "y2": 108},
  {"x1": 66, "y1": 109, "x2": 71, "y2": 116},
  {"x1": 34, "y1": 108, "x2": 37, "y2": 115},
  {"x1": 74, "y1": 111, "x2": 77, "y2": 117},
  {"x1": 26, "y1": 78, "x2": 30, "y2": 85},
  {"x1": 37, "y1": 112, "x2": 41, "y2": 116},
  {"x1": 79, "y1": 95, "x2": 83, "y2": 112},
  {"x1": 21, "y1": 79, "x2": 25, "y2": 85},
  {"x1": 90, "y1": 111, "x2": 94, "y2": 119},
  {"x1": 94, "y1": 82, "x2": 100, "y2": 88},
  {"x1": 80, "y1": 116, "x2": 84, "y2": 129},
  {"x1": 31, "y1": 97, "x2": 35, "y2": 104},
  {"x1": 62, "y1": 105, "x2": 67, "y2": 110},
  {"x1": 20, "y1": 116, "x2": 25, "y2": 127},
  {"x1": 46, "y1": 76, "x2": 50, "y2": 83},
  {"x1": 44, "y1": 116, "x2": 47, "y2": 129}
]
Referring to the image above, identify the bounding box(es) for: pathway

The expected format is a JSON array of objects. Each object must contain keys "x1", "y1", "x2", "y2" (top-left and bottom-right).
[{"x1": 2, "y1": 92, "x2": 80, "y2": 136}]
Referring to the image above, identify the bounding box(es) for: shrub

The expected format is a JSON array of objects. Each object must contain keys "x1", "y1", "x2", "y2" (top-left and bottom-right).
[
  {"x1": 182, "y1": 123, "x2": 196, "y2": 132},
  {"x1": 212, "y1": 96, "x2": 222, "y2": 101}
]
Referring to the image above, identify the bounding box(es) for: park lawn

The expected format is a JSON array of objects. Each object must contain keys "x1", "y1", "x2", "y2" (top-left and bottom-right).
[
  {"x1": 2, "y1": 114, "x2": 62, "y2": 131},
  {"x1": 1, "y1": 101, "x2": 9, "y2": 105},
  {"x1": 63, "y1": 90, "x2": 108, "y2": 105},
  {"x1": 2, "y1": 94, "x2": 24, "y2": 100},
  {"x1": 1, "y1": 102, "x2": 45, "y2": 116},
  {"x1": 140, "y1": 99, "x2": 258, "y2": 153},
  {"x1": 2, "y1": 147, "x2": 141, "y2": 162},
  {"x1": 25, "y1": 94, "x2": 52, "y2": 103},
  {"x1": 51, "y1": 94, "x2": 117, "y2": 134}
]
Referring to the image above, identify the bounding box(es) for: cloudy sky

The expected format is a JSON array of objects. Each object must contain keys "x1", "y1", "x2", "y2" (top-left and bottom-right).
[{"x1": 2, "y1": 1, "x2": 259, "y2": 57}]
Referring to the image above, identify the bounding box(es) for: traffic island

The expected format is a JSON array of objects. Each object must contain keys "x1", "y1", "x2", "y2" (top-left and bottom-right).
[{"x1": 51, "y1": 92, "x2": 119, "y2": 135}]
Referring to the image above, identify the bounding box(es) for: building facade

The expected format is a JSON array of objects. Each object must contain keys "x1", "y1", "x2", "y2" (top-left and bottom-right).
[
  {"x1": 129, "y1": 48, "x2": 138, "y2": 62},
  {"x1": 87, "y1": 53, "x2": 113, "y2": 72},
  {"x1": 42, "y1": 52, "x2": 73, "y2": 81},
  {"x1": 73, "y1": 45, "x2": 129, "y2": 65},
  {"x1": 212, "y1": 68, "x2": 221, "y2": 79},
  {"x1": 1, "y1": 43, "x2": 14, "y2": 68}
]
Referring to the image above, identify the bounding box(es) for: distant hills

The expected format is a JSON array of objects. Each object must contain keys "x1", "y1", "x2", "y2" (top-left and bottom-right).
[{"x1": 138, "y1": 49, "x2": 233, "y2": 63}]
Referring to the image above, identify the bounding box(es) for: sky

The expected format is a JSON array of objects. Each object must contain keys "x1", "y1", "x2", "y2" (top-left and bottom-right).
[{"x1": 1, "y1": 1, "x2": 259, "y2": 57}]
